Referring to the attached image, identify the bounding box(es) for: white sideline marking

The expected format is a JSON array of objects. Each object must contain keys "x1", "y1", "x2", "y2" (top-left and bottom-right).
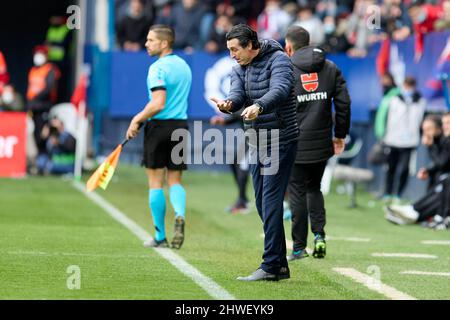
[
  {"x1": 333, "y1": 268, "x2": 416, "y2": 300},
  {"x1": 421, "y1": 240, "x2": 450, "y2": 246},
  {"x1": 72, "y1": 181, "x2": 235, "y2": 300},
  {"x1": 400, "y1": 270, "x2": 450, "y2": 277},
  {"x1": 372, "y1": 253, "x2": 438, "y2": 259}
]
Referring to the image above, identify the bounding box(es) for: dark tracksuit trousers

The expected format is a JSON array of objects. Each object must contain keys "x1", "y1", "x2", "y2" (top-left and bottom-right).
[
  {"x1": 288, "y1": 161, "x2": 327, "y2": 251},
  {"x1": 414, "y1": 175, "x2": 450, "y2": 222},
  {"x1": 249, "y1": 141, "x2": 297, "y2": 274},
  {"x1": 230, "y1": 160, "x2": 249, "y2": 205},
  {"x1": 385, "y1": 147, "x2": 414, "y2": 197}
]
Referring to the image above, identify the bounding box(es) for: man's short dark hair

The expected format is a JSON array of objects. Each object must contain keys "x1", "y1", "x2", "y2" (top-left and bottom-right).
[
  {"x1": 423, "y1": 114, "x2": 442, "y2": 129},
  {"x1": 404, "y1": 76, "x2": 417, "y2": 87},
  {"x1": 149, "y1": 24, "x2": 175, "y2": 47},
  {"x1": 226, "y1": 24, "x2": 260, "y2": 49},
  {"x1": 285, "y1": 25, "x2": 310, "y2": 51}
]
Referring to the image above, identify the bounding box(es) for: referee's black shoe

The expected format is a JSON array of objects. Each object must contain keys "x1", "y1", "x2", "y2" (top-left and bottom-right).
[{"x1": 171, "y1": 216, "x2": 185, "y2": 249}]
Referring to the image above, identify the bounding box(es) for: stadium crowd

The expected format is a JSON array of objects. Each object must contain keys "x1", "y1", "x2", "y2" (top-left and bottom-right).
[{"x1": 114, "y1": 0, "x2": 450, "y2": 57}]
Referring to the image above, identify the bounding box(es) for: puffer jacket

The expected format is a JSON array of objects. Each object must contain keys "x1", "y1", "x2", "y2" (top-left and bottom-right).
[
  {"x1": 227, "y1": 39, "x2": 299, "y2": 146},
  {"x1": 291, "y1": 46, "x2": 351, "y2": 163},
  {"x1": 383, "y1": 92, "x2": 426, "y2": 148}
]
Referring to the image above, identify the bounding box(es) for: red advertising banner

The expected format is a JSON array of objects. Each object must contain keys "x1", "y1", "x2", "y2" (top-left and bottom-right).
[{"x1": 0, "y1": 112, "x2": 27, "y2": 178}]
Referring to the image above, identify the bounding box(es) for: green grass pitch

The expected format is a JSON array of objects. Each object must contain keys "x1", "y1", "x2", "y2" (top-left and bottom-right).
[{"x1": 0, "y1": 165, "x2": 449, "y2": 300}]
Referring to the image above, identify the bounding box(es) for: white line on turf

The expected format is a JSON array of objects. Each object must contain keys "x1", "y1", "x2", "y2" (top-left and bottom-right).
[
  {"x1": 400, "y1": 270, "x2": 450, "y2": 277},
  {"x1": 333, "y1": 268, "x2": 416, "y2": 300},
  {"x1": 421, "y1": 240, "x2": 450, "y2": 245},
  {"x1": 72, "y1": 181, "x2": 235, "y2": 300},
  {"x1": 372, "y1": 253, "x2": 438, "y2": 259}
]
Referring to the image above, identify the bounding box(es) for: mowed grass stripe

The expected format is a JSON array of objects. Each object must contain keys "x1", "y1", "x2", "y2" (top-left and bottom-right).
[
  {"x1": 0, "y1": 177, "x2": 209, "y2": 299},
  {"x1": 2, "y1": 168, "x2": 450, "y2": 299}
]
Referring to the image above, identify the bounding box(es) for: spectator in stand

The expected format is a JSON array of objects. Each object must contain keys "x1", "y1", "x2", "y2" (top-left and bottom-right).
[
  {"x1": 27, "y1": 45, "x2": 61, "y2": 160},
  {"x1": 205, "y1": 14, "x2": 235, "y2": 53},
  {"x1": 346, "y1": 0, "x2": 380, "y2": 57},
  {"x1": 45, "y1": 15, "x2": 73, "y2": 102},
  {"x1": 315, "y1": 0, "x2": 338, "y2": 19},
  {"x1": 117, "y1": 0, "x2": 152, "y2": 51},
  {"x1": 374, "y1": 72, "x2": 400, "y2": 142},
  {"x1": 116, "y1": 0, "x2": 153, "y2": 22},
  {"x1": 257, "y1": 0, "x2": 293, "y2": 42},
  {"x1": 165, "y1": 0, "x2": 206, "y2": 52},
  {"x1": 382, "y1": 76, "x2": 426, "y2": 204},
  {"x1": 199, "y1": 0, "x2": 221, "y2": 49},
  {"x1": 321, "y1": 14, "x2": 352, "y2": 53},
  {"x1": 380, "y1": 2, "x2": 412, "y2": 41},
  {"x1": 434, "y1": 0, "x2": 450, "y2": 31},
  {"x1": 0, "y1": 85, "x2": 24, "y2": 112},
  {"x1": 315, "y1": 0, "x2": 355, "y2": 19},
  {"x1": 216, "y1": 0, "x2": 253, "y2": 24},
  {"x1": 293, "y1": 5, "x2": 325, "y2": 45},
  {"x1": 154, "y1": 0, "x2": 174, "y2": 25},
  {"x1": 408, "y1": 1, "x2": 443, "y2": 61},
  {"x1": 0, "y1": 50, "x2": 9, "y2": 94}
]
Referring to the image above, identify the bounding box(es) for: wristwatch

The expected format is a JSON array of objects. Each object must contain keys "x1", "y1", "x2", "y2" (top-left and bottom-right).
[{"x1": 255, "y1": 103, "x2": 263, "y2": 114}]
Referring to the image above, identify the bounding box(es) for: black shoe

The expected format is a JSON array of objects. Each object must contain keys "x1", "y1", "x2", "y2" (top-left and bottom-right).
[
  {"x1": 313, "y1": 234, "x2": 326, "y2": 259},
  {"x1": 287, "y1": 249, "x2": 309, "y2": 261},
  {"x1": 237, "y1": 268, "x2": 279, "y2": 281},
  {"x1": 278, "y1": 267, "x2": 290, "y2": 280},
  {"x1": 143, "y1": 238, "x2": 169, "y2": 248},
  {"x1": 171, "y1": 216, "x2": 185, "y2": 249}
]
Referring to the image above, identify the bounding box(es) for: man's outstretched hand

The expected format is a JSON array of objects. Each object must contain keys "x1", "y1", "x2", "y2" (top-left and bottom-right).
[{"x1": 210, "y1": 97, "x2": 233, "y2": 114}]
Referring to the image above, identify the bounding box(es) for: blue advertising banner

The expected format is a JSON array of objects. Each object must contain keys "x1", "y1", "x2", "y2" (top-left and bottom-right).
[{"x1": 106, "y1": 32, "x2": 450, "y2": 122}]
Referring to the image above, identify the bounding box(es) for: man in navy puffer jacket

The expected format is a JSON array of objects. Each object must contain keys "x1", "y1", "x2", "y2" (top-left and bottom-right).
[{"x1": 211, "y1": 24, "x2": 299, "y2": 281}]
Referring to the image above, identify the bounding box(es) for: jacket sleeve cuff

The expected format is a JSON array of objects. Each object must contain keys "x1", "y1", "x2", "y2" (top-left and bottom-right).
[
  {"x1": 254, "y1": 100, "x2": 267, "y2": 114},
  {"x1": 334, "y1": 132, "x2": 347, "y2": 139}
]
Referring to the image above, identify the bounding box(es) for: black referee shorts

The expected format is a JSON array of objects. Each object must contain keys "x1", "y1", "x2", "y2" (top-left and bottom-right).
[{"x1": 142, "y1": 120, "x2": 189, "y2": 171}]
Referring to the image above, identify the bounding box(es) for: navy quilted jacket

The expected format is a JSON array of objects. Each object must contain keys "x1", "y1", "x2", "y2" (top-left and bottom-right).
[{"x1": 226, "y1": 39, "x2": 299, "y2": 145}]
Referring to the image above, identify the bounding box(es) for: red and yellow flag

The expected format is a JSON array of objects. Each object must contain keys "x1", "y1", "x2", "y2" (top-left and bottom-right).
[{"x1": 86, "y1": 144, "x2": 123, "y2": 192}]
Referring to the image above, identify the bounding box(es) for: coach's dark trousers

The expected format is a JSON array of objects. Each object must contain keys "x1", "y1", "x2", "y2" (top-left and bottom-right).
[
  {"x1": 249, "y1": 141, "x2": 297, "y2": 275},
  {"x1": 288, "y1": 161, "x2": 327, "y2": 252}
]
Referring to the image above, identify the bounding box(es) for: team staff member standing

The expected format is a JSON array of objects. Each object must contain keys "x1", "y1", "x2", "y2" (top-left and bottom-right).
[
  {"x1": 284, "y1": 26, "x2": 351, "y2": 261},
  {"x1": 211, "y1": 24, "x2": 299, "y2": 281},
  {"x1": 127, "y1": 25, "x2": 192, "y2": 249}
]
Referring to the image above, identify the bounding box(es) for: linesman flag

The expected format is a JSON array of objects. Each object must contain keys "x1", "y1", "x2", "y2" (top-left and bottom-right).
[{"x1": 86, "y1": 142, "x2": 124, "y2": 192}]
